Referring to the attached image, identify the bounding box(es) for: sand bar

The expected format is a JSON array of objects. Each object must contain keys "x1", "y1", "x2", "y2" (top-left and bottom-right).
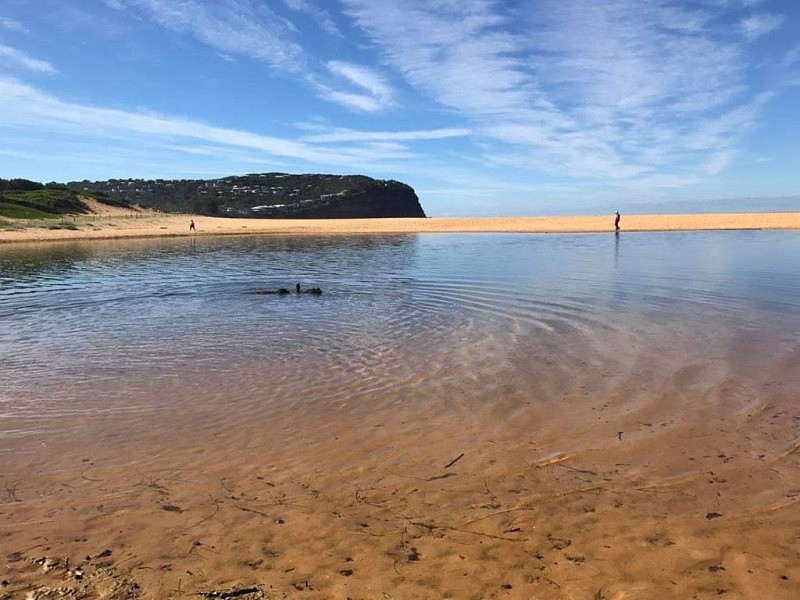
[{"x1": 1, "y1": 210, "x2": 800, "y2": 244}]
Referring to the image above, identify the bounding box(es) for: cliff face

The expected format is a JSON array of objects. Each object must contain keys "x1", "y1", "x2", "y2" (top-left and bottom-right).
[
  {"x1": 69, "y1": 173, "x2": 426, "y2": 218},
  {"x1": 290, "y1": 182, "x2": 424, "y2": 219}
]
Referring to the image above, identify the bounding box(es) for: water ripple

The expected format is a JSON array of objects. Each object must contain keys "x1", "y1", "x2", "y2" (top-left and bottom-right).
[{"x1": 1, "y1": 232, "x2": 799, "y2": 434}]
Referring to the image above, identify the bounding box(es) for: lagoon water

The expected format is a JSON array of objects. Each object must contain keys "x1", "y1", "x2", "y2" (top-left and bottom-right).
[
  {"x1": 1, "y1": 232, "x2": 798, "y2": 425},
  {"x1": 1, "y1": 231, "x2": 800, "y2": 598}
]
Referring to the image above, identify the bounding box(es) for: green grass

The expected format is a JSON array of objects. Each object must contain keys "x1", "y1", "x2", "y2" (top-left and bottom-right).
[
  {"x1": 0, "y1": 189, "x2": 90, "y2": 219},
  {"x1": 0, "y1": 201, "x2": 60, "y2": 219}
]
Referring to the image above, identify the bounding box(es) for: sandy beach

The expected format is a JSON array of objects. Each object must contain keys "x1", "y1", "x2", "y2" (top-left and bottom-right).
[
  {"x1": 2, "y1": 210, "x2": 800, "y2": 600},
  {"x1": 1, "y1": 201, "x2": 799, "y2": 244}
]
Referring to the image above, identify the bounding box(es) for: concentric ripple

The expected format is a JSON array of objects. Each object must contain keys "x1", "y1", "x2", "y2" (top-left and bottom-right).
[{"x1": 1, "y1": 231, "x2": 799, "y2": 442}]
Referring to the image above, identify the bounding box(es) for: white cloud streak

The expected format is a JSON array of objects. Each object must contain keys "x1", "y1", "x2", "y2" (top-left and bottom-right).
[
  {"x1": 740, "y1": 13, "x2": 783, "y2": 41},
  {"x1": 342, "y1": 0, "x2": 776, "y2": 185},
  {"x1": 282, "y1": 0, "x2": 342, "y2": 37},
  {"x1": 118, "y1": 0, "x2": 306, "y2": 72},
  {"x1": 782, "y1": 46, "x2": 800, "y2": 69},
  {"x1": 114, "y1": 1, "x2": 397, "y2": 113},
  {"x1": 323, "y1": 61, "x2": 394, "y2": 112},
  {"x1": 0, "y1": 17, "x2": 27, "y2": 32},
  {"x1": 300, "y1": 126, "x2": 471, "y2": 143},
  {"x1": 0, "y1": 44, "x2": 57, "y2": 74},
  {"x1": 0, "y1": 78, "x2": 461, "y2": 171}
]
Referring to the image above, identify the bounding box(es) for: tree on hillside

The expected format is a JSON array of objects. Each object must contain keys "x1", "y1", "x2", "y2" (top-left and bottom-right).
[{"x1": 0, "y1": 178, "x2": 45, "y2": 191}]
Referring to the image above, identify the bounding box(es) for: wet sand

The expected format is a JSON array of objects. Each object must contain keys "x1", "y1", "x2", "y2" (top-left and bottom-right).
[
  {"x1": 2, "y1": 220, "x2": 800, "y2": 599},
  {"x1": 1, "y1": 209, "x2": 800, "y2": 244},
  {"x1": 2, "y1": 315, "x2": 799, "y2": 599}
]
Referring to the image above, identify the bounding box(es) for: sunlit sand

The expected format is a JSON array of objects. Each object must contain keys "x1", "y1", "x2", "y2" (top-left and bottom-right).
[{"x1": 1, "y1": 204, "x2": 799, "y2": 245}]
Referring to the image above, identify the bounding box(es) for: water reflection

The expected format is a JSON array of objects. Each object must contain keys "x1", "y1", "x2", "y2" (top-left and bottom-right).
[
  {"x1": 0, "y1": 243, "x2": 96, "y2": 283},
  {"x1": 0, "y1": 231, "x2": 799, "y2": 430}
]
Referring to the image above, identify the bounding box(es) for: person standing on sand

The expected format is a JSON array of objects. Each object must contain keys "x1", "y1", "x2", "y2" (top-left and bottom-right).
[
  {"x1": 614, "y1": 211, "x2": 620, "y2": 231},
  {"x1": 189, "y1": 219, "x2": 195, "y2": 232}
]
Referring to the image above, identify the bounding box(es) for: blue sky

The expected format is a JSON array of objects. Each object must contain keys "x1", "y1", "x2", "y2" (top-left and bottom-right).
[{"x1": 0, "y1": 0, "x2": 798, "y2": 216}]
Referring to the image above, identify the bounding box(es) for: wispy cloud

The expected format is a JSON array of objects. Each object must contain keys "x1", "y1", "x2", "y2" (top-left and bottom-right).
[
  {"x1": 0, "y1": 17, "x2": 27, "y2": 32},
  {"x1": 114, "y1": 1, "x2": 395, "y2": 113},
  {"x1": 782, "y1": 45, "x2": 800, "y2": 69},
  {"x1": 783, "y1": 45, "x2": 800, "y2": 87},
  {"x1": 343, "y1": 0, "x2": 776, "y2": 184},
  {"x1": 0, "y1": 44, "x2": 57, "y2": 74},
  {"x1": 740, "y1": 13, "x2": 783, "y2": 41},
  {"x1": 322, "y1": 61, "x2": 394, "y2": 112},
  {"x1": 282, "y1": 0, "x2": 342, "y2": 37},
  {"x1": 299, "y1": 125, "x2": 471, "y2": 143},
  {"x1": 117, "y1": 0, "x2": 306, "y2": 72},
  {"x1": 0, "y1": 78, "x2": 458, "y2": 171}
]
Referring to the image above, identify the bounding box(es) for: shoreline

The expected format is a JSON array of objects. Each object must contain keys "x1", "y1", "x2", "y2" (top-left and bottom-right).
[{"x1": 1, "y1": 211, "x2": 799, "y2": 244}]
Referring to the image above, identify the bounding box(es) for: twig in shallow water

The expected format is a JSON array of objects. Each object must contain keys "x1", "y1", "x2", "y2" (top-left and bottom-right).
[
  {"x1": 768, "y1": 437, "x2": 800, "y2": 463},
  {"x1": 444, "y1": 453, "x2": 465, "y2": 469},
  {"x1": 426, "y1": 473, "x2": 457, "y2": 481},
  {"x1": 409, "y1": 520, "x2": 528, "y2": 542},
  {"x1": 196, "y1": 586, "x2": 260, "y2": 598},
  {"x1": 236, "y1": 505, "x2": 270, "y2": 518},
  {"x1": 180, "y1": 494, "x2": 220, "y2": 532}
]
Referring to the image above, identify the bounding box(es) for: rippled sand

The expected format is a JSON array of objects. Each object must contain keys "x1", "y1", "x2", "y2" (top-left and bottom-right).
[
  {"x1": 2, "y1": 319, "x2": 799, "y2": 598},
  {"x1": 1, "y1": 210, "x2": 800, "y2": 244}
]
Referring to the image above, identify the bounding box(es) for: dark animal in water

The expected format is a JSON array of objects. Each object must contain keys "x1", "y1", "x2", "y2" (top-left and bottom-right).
[
  {"x1": 297, "y1": 283, "x2": 322, "y2": 295},
  {"x1": 254, "y1": 284, "x2": 322, "y2": 295}
]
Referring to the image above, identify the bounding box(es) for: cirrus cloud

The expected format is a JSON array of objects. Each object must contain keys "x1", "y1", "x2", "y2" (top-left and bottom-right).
[
  {"x1": 342, "y1": 0, "x2": 779, "y2": 183},
  {"x1": 740, "y1": 13, "x2": 783, "y2": 41},
  {"x1": 0, "y1": 44, "x2": 57, "y2": 74}
]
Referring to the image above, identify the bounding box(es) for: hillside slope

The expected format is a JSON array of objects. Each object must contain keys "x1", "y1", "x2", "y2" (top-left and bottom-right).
[
  {"x1": 69, "y1": 173, "x2": 426, "y2": 218},
  {"x1": 0, "y1": 179, "x2": 124, "y2": 219}
]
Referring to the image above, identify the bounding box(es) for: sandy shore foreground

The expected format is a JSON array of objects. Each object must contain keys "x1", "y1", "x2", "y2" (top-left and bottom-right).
[
  {"x1": 2, "y1": 207, "x2": 800, "y2": 599},
  {"x1": 1, "y1": 209, "x2": 800, "y2": 244}
]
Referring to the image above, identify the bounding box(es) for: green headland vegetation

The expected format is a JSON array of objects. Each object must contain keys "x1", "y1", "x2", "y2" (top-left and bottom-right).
[
  {"x1": 0, "y1": 178, "x2": 126, "y2": 221},
  {"x1": 1, "y1": 173, "x2": 426, "y2": 222}
]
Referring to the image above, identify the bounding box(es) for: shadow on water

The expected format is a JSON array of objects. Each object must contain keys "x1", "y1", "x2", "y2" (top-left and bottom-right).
[
  {"x1": 0, "y1": 233, "x2": 421, "y2": 290},
  {"x1": 0, "y1": 243, "x2": 96, "y2": 282}
]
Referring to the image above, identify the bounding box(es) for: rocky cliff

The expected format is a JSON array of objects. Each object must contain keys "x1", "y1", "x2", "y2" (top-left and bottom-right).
[{"x1": 69, "y1": 173, "x2": 426, "y2": 218}]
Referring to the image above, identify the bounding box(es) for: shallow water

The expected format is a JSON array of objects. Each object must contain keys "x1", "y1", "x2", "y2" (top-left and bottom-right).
[
  {"x1": 1, "y1": 231, "x2": 799, "y2": 431},
  {"x1": 2, "y1": 231, "x2": 800, "y2": 599}
]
